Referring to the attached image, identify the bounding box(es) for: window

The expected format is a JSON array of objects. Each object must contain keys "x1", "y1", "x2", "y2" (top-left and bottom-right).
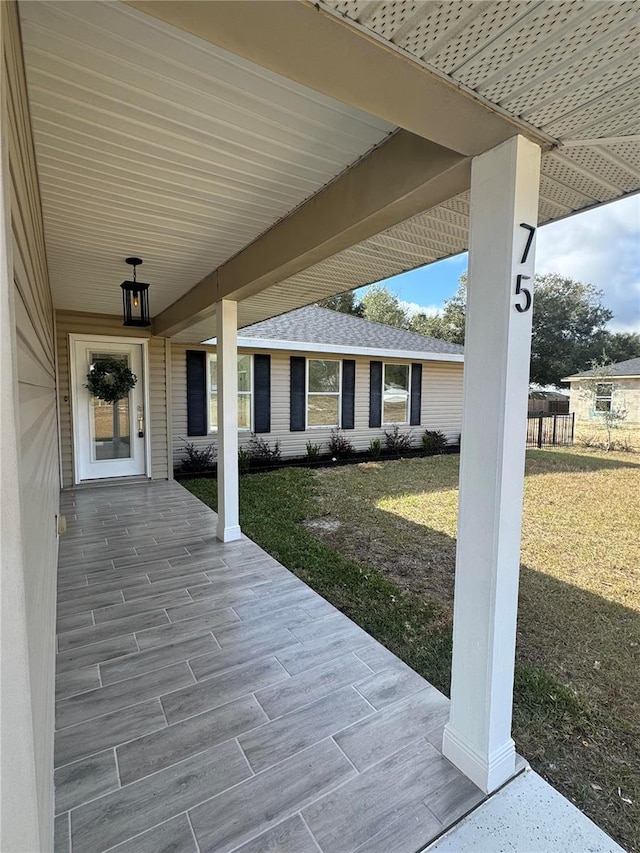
[
  {"x1": 209, "y1": 354, "x2": 252, "y2": 430},
  {"x1": 595, "y1": 383, "x2": 613, "y2": 413},
  {"x1": 383, "y1": 363, "x2": 410, "y2": 424},
  {"x1": 307, "y1": 359, "x2": 341, "y2": 427}
]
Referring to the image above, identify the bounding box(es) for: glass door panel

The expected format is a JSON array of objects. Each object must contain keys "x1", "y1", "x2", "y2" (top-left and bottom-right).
[{"x1": 90, "y1": 352, "x2": 132, "y2": 461}]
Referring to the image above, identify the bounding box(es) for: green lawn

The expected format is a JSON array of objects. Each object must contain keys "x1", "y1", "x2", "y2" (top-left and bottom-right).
[{"x1": 184, "y1": 447, "x2": 639, "y2": 852}]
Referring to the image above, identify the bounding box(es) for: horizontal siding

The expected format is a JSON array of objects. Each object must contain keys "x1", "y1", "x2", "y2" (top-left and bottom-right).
[
  {"x1": 3, "y1": 2, "x2": 58, "y2": 847},
  {"x1": 19, "y1": 1, "x2": 391, "y2": 317},
  {"x1": 149, "y1": 335, "x2": 169, "y2": 480},
  {"x1": 171, "y1": 343, "x2": 464, "y2": 470},
  {"x1": 56, "y1": 312, "x2": 168, "y2": 486}
]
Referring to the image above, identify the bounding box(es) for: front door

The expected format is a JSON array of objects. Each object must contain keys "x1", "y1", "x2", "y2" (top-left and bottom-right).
[{"x1": 72, "y1": 338, "x2": 147, "y2": 482}]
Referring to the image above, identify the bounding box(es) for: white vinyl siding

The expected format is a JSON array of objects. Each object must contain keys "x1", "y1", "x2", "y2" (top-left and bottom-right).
[
  {"x1": 2, "y1": 4, "x2": 59, "y2": 846},
  {"x1": 171, "y1": 344, "x2": 464, "y2": 471}
]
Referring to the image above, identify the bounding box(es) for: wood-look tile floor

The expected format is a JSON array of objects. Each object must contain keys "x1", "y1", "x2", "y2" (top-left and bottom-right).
[{"x1": 55, "y1": 480, "x2": 483, "y2": 853}]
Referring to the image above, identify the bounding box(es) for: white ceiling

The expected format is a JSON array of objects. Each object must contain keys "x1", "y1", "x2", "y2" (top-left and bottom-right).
[
  {"x1": 19, "y1": 1, "x2": 393, "y2": 315},
  {"x1": 19, "y1": 0, "x2": 640, "y2": 342}
]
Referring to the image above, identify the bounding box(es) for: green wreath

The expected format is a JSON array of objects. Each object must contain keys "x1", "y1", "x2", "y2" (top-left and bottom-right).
[{"x1": 85, "y1": 357, "x2": 137, "y2": 404}]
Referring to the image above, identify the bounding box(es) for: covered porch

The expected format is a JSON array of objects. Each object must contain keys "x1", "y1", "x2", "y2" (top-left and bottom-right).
[
  {"x1": 2, "y1": 1, "x2": 638, "y2": 850},
  {"x1": 55, "y1": 479, "x2": 484, "y2": 853}
]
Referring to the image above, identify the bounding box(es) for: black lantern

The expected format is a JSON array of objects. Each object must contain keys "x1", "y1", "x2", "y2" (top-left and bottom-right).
[{"x1": 121, "y1": 257, "x2": 151, "y2": 327}]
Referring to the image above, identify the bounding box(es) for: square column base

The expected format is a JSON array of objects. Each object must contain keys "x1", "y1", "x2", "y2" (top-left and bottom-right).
[
  {"x1": 216, "y1": 523, "x2": 242, "y2": 543},
  {"x1": 442, "y1": 724, "x2": 516, "y2": 794}
]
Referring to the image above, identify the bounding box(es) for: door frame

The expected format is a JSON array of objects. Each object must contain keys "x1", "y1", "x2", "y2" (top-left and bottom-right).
[{"x1": 69, "y1": 333, "x2": 152, "y2": 485}]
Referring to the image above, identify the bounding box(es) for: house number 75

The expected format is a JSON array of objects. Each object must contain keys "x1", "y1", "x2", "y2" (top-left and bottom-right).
[{"x1": 515, "y1": 223, "x2": 536, "y2": 313}]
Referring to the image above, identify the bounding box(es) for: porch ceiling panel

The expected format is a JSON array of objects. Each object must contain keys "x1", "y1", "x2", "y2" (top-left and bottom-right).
[
  {"x1": 321, "y1": 0, "x2": 640, "y2": 168},
  {"x1": 130, "y1": 0, "x2": 638, "y2": 343},
  {"x1": 19, "y1": 0, "x2": 640, "y2": 342},
  {"x1": 18, "y1": 1, "x2": 393, "y2": 316},
  {"x1": 174, "y1": 138, "x2": 638, "y2": 343}
]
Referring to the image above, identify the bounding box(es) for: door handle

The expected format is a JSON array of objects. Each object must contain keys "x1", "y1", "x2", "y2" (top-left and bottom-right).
[{"x1": 137, "y1": 407, "x2": 144, "y2": 438}]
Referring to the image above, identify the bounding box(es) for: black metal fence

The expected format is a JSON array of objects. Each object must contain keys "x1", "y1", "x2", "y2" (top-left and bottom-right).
[{"x1": 526, "y1": 412, "x2": 575, "y2": 448}]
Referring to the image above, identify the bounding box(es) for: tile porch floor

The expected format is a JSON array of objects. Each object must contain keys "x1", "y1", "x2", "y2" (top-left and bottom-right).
[{"x1": 55, "y1": 480, "x2": 484, "y2": 853}]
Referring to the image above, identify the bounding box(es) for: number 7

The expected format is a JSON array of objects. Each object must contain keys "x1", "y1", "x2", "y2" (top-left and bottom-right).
[{"x1": 519, "y1": 223, "x2": 536, "y2": 264}]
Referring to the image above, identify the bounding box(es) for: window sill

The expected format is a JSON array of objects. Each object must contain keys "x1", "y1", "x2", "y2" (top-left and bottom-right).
[{"x1": 306, "y1": 424, "x2": 340, "y2": 430}]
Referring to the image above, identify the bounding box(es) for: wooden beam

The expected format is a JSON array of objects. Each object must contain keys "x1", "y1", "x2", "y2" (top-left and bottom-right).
[
  {"x1": 153, "y1": 131, "x2": 470, "y2": 337},
  {"x1": 126, "y1": 0, "x2": 552, "y2": 157}
]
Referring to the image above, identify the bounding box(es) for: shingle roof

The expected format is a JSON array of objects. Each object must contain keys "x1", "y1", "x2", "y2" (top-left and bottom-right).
[
  {"x1": 566, "y1": 357, "x2": 640, "y2": 379},
  {"x1": 240, "y1": 305, "x2": 464, "y2": 356}
]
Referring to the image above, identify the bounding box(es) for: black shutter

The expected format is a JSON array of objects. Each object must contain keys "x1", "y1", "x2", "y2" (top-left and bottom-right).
[
  {"x1": 253, "y1": 354, "x2": 271, "y2": 433},
  {"x1": 369, "y1": 361, "x2": 382, "y2": 428},
  {"x1": 341, "y1": 360, "x2": 356, "y2": 429},
  {"x1": 186, "y1": 350, "x2": 207, "y2": 436},
  {"x1": 410, "y1": 363, "x2": 422, "y2": 426},
  {"x1": 290, "y1": 356, "x2": 306, "y2": 431}
]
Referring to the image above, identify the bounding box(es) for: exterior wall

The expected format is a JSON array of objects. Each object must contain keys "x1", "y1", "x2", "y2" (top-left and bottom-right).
[
  {"x1": 56, "y1": 312, "x2": 170, "y2": 487},
  {"x1": 1, "y1": 3, "x2": 58, "y2": 848},
  {"x1": 570, "y1": 379, "x2": 640, "y2": 423},
  {"x1": 171, "y1": 343, "x2": 464, "y2": 470}
]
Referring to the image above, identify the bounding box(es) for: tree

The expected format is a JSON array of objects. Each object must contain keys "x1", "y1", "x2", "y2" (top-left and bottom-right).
[
  {"x1": 409, "y1": 272, "x2": 639, "y2": 385},
  {"x1": 409, "y1": 279, "x2": 466, "y2": 344},
  {"x1": 316, "y1": 292, "x2": 363, "y2": 316},
  {"x1": 587, "y1": 330, "x2": 640, "y2": 367},
  {"x1": 360, "y1": 285, "x2": 408, "y2": 328},
  {"x1": 529, "y1": 274, "x2": 616, "y2": 385}
]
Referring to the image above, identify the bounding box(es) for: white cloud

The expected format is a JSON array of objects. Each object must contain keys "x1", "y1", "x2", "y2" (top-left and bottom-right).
[
  {"x1": 399, "y1": 300, "x2": 441, "y2": 318},
  {"x1": 535, "y1": 194, "x2": 640, "y2": 332}
]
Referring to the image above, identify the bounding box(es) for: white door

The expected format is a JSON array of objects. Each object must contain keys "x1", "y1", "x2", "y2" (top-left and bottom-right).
[{"x1": 73, "y1": 338, "x2": 147, "y2": 481}]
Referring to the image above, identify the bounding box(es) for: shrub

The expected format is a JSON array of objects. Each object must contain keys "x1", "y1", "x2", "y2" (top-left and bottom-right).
[
  {"x1": 247, "y1": 434, "x2": 282, "y2": 465},
  {"x1": 422, "y1": 429, "x2": 448, "y2": 454},
  {"x1": 368, "y1": 437, "x2": 382, "y2": 460},
  {"x1": 305, "y1": 441, "x2": 322, "y2": 462},
  {"x1": 328, "y1": 429, "x2": 354, "y2": 459},
  {"x1": 384, "y1": 425, "x2": 414, "y2": 456},
  {"x1": 238, "y1": 447, "x2": 251, "y2": 474},
  {"x1": 179, "y1": 438, "x2": 216, "y2": 474}
]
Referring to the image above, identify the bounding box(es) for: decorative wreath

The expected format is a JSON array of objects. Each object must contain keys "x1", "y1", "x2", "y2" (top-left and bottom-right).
[{"x1": 85, "y1": 357, "x2": 137, "y2": 404}]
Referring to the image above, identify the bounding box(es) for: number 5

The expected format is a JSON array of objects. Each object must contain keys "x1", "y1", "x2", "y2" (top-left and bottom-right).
[{"x1": 515, "y1": 274, "x2": 532, "y2": 313}]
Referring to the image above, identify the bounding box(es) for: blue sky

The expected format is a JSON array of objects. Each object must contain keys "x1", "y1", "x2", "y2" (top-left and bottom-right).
[{"x1": 359, "y1": 193, "x2": 640, "y2": 333}]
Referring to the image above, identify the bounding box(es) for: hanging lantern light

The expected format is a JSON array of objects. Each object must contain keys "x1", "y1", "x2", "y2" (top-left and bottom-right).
[{"x1": 121, "y1": 257, "x2": 151, "y2": 327}]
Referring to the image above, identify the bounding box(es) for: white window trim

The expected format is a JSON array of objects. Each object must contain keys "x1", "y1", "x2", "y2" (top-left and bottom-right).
[
  {"x1": 594, "y1": 382, "x2": 613, "y2": 413},
  {"x1": 208, "y1": 352, "x2": 253, "y2": 433},
  {"x1": 382, "y1": 362, "x2": 411, "y2": 426},
  {"x1": 306, "y1": 357, "x2": 342, "y2": 430}
]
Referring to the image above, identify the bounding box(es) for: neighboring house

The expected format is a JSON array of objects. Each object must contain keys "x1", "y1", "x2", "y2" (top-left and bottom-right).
[
  {"x1": 171, "y1": 305, "x2": 465, "y2": 469},
  {"x1": 527, "y1": 388, "x2": 569, "y2": 416},
  {"x1": 564, "y1": 357, "x2": 640, "y2": 423}
]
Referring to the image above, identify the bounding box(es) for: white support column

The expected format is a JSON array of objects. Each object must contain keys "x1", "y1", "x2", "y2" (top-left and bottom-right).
[
  {"x1": 216, "y1": 299, "x2": 242, "y2": 542},
  {"x1": 442, "y1": 135, "x2": 541, "y2": 793}
]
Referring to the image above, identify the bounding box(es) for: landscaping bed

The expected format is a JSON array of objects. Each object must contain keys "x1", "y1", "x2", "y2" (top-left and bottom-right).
[
  {"x1": 184, "y1": 447, "x2": 639, "y2": 852},
  {"x1": 175, "y1": 427, "x2": 459, "y2": 479}
]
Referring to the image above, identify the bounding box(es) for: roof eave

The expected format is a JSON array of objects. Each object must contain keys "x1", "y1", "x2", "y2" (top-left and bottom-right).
[{"x1": 207, "y1": 335, "x2": 464, "y2": 362}]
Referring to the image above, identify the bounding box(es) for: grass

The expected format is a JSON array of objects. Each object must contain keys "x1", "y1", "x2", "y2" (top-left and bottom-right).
[
  {"x1": 184, "y1": 447, "x2": 640, "y2": 852},
  {"x1": 575, "y1": 422, "x2": 640, "y2": 453}
]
